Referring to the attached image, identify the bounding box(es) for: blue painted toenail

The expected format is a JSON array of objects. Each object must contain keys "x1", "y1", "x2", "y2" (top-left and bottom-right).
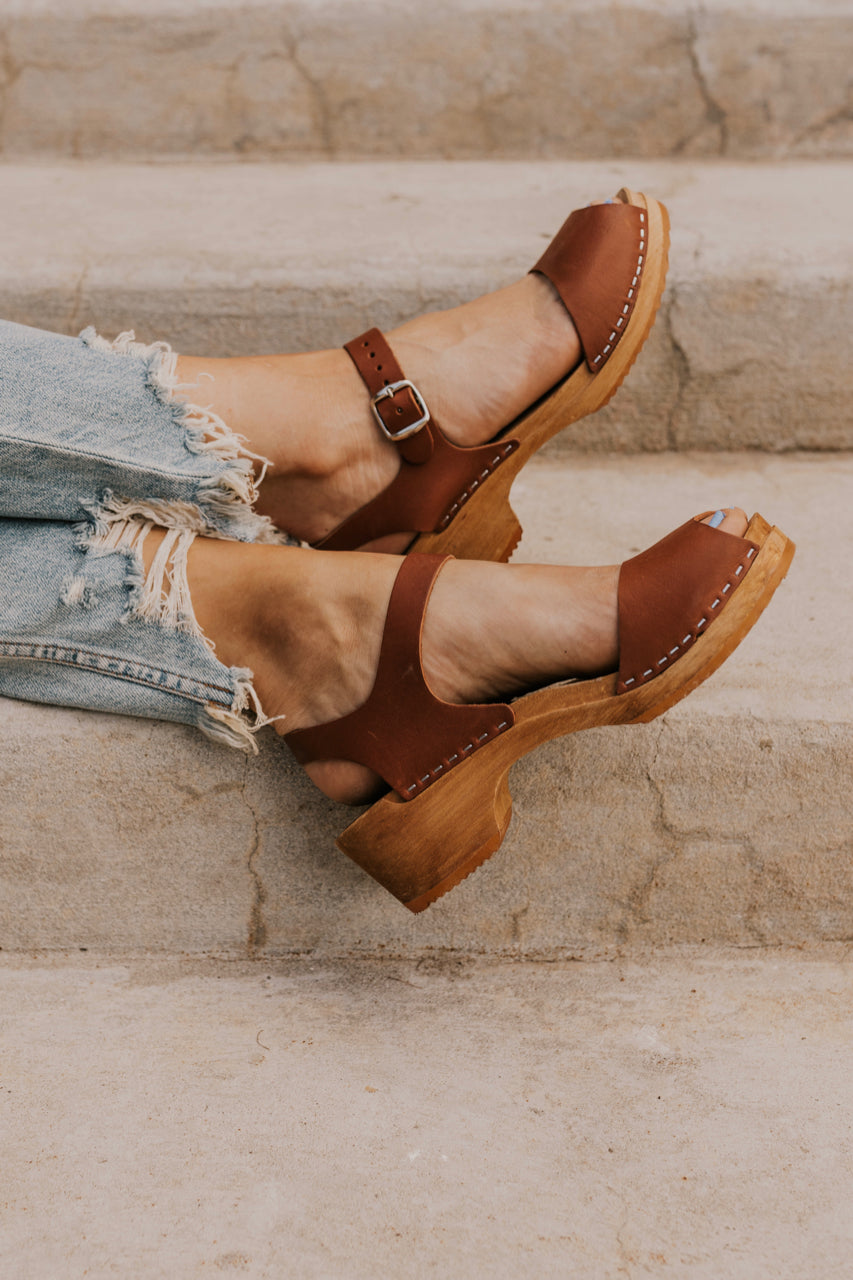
[{"x1": 708, "y1": 510, "x2": 725, "y2": 528}]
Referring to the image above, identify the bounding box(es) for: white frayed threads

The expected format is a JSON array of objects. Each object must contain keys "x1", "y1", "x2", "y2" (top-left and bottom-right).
[
  {"x1": 60, "y1": 575, "x2": 98, "y2": 609},
  {"x1": 81, "y1": 491, "x2": 216, "y2": 539},
  {"x1": 145, "y1": 341, "x2": 271, "y2": 480},
  {"x1": 83, "y1": 516, "x2": 280, "y2": 753},
  {"x1": 201, "y1": 669, "x2": 281, "y2": 754},
  {"x1": 136, "y1": 525, "x2": 206, "y2": 639},
  {"x1": 89, "y1": 517, "x2": 202, "y2": 640},
  {"x1": 78, "y1": 328, "x2": 289, "y2": 546}
]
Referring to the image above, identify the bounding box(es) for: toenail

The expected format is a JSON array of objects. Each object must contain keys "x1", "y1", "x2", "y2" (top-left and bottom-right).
[{"x1": 708, "y1": 510, "x2": 725, "y2": 528}]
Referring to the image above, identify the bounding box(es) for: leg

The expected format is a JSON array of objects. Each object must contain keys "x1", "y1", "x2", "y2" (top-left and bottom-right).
[
  {"x1": 0, "y1": 508, "x2": 749, "y2": 791},
  {"x1": 172, "y1": 192, "x2": 664, "y2": 552},
  {"x1": 0, "y1": 192, "x2": 661, "y2": 559},
  {"x1": 2, "y1": 503, "x2": 789, "y2": 911},
  {"x1": 174, "y1": 272, "x2": 580, "y2": 547},
  {"x1": 183, "y1": 508, "x2": 752, "y2": 803}
]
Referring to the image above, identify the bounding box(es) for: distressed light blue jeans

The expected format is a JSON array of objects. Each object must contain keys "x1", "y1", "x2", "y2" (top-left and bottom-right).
[{"x1": 0, "y1": 318, "x2": 293, "y2": 748}]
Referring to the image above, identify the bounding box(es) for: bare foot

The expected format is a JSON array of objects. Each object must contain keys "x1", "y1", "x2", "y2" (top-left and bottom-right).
[
  {"x1": 173, "y1": 508, "x2": 749, "y2": 806},
  {"x1": 174, "y1": 261, "x2": 581, "y2": 547}
]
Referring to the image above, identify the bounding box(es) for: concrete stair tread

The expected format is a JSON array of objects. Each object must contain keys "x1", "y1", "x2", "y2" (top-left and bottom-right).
[
  {"x1": 3, "y1": 949, "x2": 853, "y2": 1279},
  {"x1": 3, "y1": 158, "x2": 850, "y2": 453},
  {"x1": 0, "y1": 452, "x2": 847, "y2": 954}
]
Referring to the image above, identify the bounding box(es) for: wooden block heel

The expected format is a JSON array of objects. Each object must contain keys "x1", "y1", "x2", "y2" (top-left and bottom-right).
[{"x1": 337, "y1": 752, "x2": 514, "y2": 912}]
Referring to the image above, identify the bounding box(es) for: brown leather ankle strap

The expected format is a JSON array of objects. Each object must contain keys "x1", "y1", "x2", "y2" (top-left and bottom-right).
[
  {"x1": 314, "y1": 330, "x2": 519, "y2": 551},
  {"x1": 284, "y1": 554, "x2": 515, "y2": 800},
  {"x1": 344, "y1": 328, "x2": 434, "y2": 464}
]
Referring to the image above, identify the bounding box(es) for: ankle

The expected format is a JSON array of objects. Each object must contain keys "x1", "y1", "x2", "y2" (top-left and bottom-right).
[{"x1": 235, "y1": 549, "x2": 400, "y2": 732}]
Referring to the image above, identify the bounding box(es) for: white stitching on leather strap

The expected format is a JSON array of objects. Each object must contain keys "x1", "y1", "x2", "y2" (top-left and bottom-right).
[
  {"x1": 403, "y1": 720, "x2": 511, "y2": 796},
  {"x1": 591, "y1": 215, "x2": 646, "y2": 366},
  {"x1": 438, "y1": 442, "x2": 518, "y2": 529}
]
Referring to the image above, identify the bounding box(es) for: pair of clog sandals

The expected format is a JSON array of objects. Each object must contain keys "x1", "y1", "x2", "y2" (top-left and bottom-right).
[{"x1": 284, "y1": 190, "x2": 795, "y2": 912}]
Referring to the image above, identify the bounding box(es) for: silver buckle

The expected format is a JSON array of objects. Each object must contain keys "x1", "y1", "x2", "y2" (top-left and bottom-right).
[{"x1": 371, "y1": 379, "x2": 431, "y2": 441}]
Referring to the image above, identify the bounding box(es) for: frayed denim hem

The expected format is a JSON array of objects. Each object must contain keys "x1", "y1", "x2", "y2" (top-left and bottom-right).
[
  {"x1": 78, "y1": 327, "x2": 295, "y2": 548},
  {"x1": 71, "y1": 514, "x2": 280, "y2": 753}
]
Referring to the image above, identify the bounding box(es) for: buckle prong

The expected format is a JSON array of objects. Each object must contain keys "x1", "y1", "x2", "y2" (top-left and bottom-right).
[{"x1": 371, "y1": 379, "x2": 430, "y2": 441}]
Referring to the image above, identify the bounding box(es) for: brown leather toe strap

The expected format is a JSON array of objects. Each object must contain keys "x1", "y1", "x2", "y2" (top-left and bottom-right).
[
  {"x1": 314, "y1": 329, "x2": 519, "y2": 551},
  {"x1": 284, "y1": 554, "x2": 515, "y2": 800},
  {"x1": 617, "y1": 516, "x2": 760, "y2": 695},
  {"x1": 531, "y1": 202, "x2": 646, "y2": 373}
]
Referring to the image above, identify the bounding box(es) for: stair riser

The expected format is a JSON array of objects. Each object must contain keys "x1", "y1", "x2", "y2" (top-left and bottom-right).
[
  {"x1": 0, "y1": 5, "x2": 850, "y2": 161},
  {"x1": 1, "y1": 707, "x2": 847, "y2": 955}
]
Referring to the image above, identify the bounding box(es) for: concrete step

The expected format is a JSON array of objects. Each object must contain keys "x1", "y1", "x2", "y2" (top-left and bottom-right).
[
  {"x1": 3, "y1": 158, "x2": 851, "y2": 453},
  {"x1": 0, "y1": 452, "x2": 847, "y2": 957},
  {"x1": 3, "y1": 948, "x2": 852, "y2": 1279},
  {"x1": 0, "y1": 1, "x2": 849, "y2": 162}
]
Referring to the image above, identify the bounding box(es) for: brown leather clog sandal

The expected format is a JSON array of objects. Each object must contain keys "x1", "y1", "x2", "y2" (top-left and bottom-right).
[
  {"x1": 314, "y1": 188, "x2": 669, "y2": 561},
  {"x1": 287, "y1": 512, "x2": 795, "y2": 912}
]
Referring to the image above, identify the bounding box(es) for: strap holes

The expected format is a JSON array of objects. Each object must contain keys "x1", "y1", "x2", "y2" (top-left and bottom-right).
[
  {"x1": 376, "y1": 364, "x2": 382, "y2": 371},
  {"x1": 362, "y1": 340, "x2": 369, "y2": 347},
  {"x1": 396, "y1": 407, "x2": 403, "y2": 415},
  {"x1": 369, "y1": 351, "x2": 376, "y2": 358}
]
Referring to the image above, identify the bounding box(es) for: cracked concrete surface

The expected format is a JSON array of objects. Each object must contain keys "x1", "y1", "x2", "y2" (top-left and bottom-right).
[
  {"x1": 0, "y1": 1, "x2": 849, "y2": 160},
  {"x1": 242, "y1": 765, "x2": 269, "y2": 953},
  {"x1": 680, "y1": 13, "x2": 729, "y2": 157},
  {"x1": 3, "y1": 949, "x2": 853, "y2": 1279},
  {"x1": 0, "y1": 453, "x2": 848, "y2": 956},
  {"x1": 1, "y1": 159, "x2": 850, "y2": 452}
]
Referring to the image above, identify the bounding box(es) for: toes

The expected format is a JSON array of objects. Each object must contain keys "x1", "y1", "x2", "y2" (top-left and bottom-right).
[{"x1": 703, "y1": 507, "x2": 749, "y2": 537}]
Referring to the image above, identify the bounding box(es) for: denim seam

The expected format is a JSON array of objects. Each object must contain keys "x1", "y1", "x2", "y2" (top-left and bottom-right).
[
  {"x1": 0, "y1": 434, "x2": 212, "y2": 485},
  {"x1": 0, "y1": 639, "x2": 234, "y2": 706}
]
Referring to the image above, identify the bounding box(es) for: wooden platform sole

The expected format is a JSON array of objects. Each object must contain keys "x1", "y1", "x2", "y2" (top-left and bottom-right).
[
  {"x1": 408, "y1": 189, "x2": 670, "y2": 564},
  {"x1": 336, "y1": 515, "x2": 795, "y2": 911}
]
